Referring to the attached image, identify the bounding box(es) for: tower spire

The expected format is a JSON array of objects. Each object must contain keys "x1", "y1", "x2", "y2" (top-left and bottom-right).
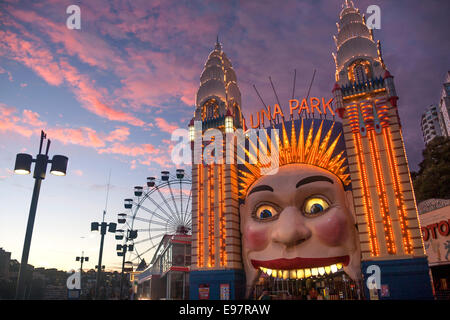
[{"x1": 215, "y1": 34, "x2": 222, "y2": 51}]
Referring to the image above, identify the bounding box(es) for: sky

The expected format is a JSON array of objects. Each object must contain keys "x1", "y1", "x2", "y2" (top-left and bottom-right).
[{"x1": 0, "y1": 0, "x2": 449, "y2": 272}]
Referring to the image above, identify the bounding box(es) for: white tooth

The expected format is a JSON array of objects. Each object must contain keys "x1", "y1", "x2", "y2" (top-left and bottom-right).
[
  {"x1": 318, "y1": 267, "x2": 325, "y2": 276},
  {"x1": 304, "y1": 269, "x2": 311, "y2": 278},
  {"x1": 325, "y1": 266, "x2": 331, "y2": 274},
  {"x1": 336, "y1": 263, "x2": 343, "y2": 270},
  {"x1": 297, "y1": 269, "x2": 304, "y2": 279},
  {"x1": 290, "y1": 270, "x2": 297, "y2": 279},
  {"x1": 331, "y1": 264, "x2": 338, "y2": 273},
  {"x1": 283, "y1": 270, "x2": 289, "y2": 280},
  {"x1": 311, "y1": 268, "x2": 319, "y2": 276},
  {"x1": 266, "y1": 269, "x2": 273, "y2": 276}
]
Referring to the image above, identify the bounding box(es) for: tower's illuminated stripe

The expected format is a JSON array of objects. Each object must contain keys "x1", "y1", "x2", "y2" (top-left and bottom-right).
[
  {"x1": 219, "y1": 164, "x2": 226, "y2": 266},
  {"x1": 382, "y1": 127, "x2": 413, "y2": 254},
  {"x1": 197, "y1": 164, "x2": 203, "y2": 268},
  {"x1": 208, "y1": 164, "x2": 215, "y2": 267},
  {"x1": 353, "y1": 132, "x2": 379, "y2": 256},
  {"x1": 368, "y1": 130, "x2": 396, "y2": 254}
]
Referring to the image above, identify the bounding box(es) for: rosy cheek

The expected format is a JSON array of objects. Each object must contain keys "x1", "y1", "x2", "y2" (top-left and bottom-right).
[
  {"x1": 314, "y1": 211, "x2": 349, "y2": 246},
  {"x1": 244, "y1": 224, "x2": 270, "y2": 251}
]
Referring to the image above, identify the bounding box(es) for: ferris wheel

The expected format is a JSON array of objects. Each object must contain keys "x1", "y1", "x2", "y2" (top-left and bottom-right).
[{"x1": 116, "y1": 169, "x2": 192, "y2": 267}]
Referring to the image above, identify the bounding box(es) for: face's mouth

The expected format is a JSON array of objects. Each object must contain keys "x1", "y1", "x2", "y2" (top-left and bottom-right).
[{"x1": 251, "y1": 255, "x2": 349, "y2": 279}]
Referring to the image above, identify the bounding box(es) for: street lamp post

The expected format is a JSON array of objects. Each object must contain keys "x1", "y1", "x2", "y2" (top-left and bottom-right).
[
  {"x1": 76, "y1": 252, "x2": 89, "y2": 294},
  {"x1": 116, "y1": 229, "x2": 137, "y2": 300},
  {"x1": 91, "y1": 213, "x2": 116, "y2": 300},
  {"x1": 14, "y1": 130, "x2": 68, "y2": 300}
]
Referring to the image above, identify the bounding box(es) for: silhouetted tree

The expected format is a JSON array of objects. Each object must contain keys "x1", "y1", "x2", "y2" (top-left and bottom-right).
[{"x1": 412, "y1": 136, "x2": 450, "y2": 202}]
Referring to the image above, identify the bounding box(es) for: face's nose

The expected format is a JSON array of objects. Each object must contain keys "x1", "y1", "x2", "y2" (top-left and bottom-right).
[{"x1": 271, "y1": 206, "x2": 312, "y2": 248}]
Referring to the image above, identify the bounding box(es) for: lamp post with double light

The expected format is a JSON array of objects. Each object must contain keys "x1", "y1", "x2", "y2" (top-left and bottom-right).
[
  {"x1": 91, "y1": 215, "x2": 116, "y2": 300},
  {"x1": 116, "y1": 229, "x2": 137, "y2": 300},
  {"x1": 14, "y1": 130, "x2": 68, "y2": 300}
]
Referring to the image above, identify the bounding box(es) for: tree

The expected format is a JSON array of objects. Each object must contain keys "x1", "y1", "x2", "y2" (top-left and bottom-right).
[{"x1": 412, "y1": 136, "x2": 450, "y2": 202}]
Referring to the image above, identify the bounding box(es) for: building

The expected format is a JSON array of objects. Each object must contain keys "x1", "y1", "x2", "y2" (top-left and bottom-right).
[
  {"x1": 188, "y1": 38, "x2": 246, "y2": 300},
  {"x1": 137, "y1": 234, "x2": 191, "y2": 300},
  {"x1": 331, "y1": 0, "x2": 432, "y2": 299},
  {"x1": 438, "y1": 71, "x2": 450, "y2": 136},
  {"x1": 418, "y1": 199, "x2": 450, "y2": 300},
  {"x1": 0, "y1": 248, "x2": 11, "y2": 280},
  {"x1": 421, "y1": 104, "x2": 443, "y2": 145}
]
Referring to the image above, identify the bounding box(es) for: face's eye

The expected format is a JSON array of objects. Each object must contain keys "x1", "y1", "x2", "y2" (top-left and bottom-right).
[
  {"x1": 254, "y1": 204, "x2": 279, "y2": 220},
  {"x1": 303, "y1": 197, "x2": 330, "y2": 217}
]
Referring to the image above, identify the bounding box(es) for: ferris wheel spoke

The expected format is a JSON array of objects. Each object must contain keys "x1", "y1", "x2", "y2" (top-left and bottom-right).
[
  {"x1": 131, "y1": 215, "x2": 153, "y2": 224},
  {"x1": 144, "y1": 194, "x2": 178, "y2": 225},
  {"x1": 133, "y1": 242, "x2": 160, "y2": 261},
  {"x1": 179, "y1": 180, "x2": 183, "y2": 218},
  {"x1": 155, "y1": 186, "x2": 182, "y2": 226},
  {"x1": 182, "y1": 190, "x2": 192, "y2": 226},
  {"x1": 136, "y1": 227, "x2": 168, "y2": 233},
  {"x1": 167, "y1": 181, "x2": 182, "y2": 225},
  {"x1": 137, "y1": 203, "x2": 175, "y2": 226}
]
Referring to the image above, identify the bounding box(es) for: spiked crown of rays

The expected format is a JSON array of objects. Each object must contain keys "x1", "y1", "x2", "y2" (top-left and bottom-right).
[{"x1": 238, "y1": 118, "x2": 351, "y2": 199}]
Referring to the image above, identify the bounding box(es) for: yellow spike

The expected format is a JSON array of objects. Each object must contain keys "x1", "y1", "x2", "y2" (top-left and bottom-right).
[
  {"x1": 297, "y1": 118, "x2": 305, "y2": 162},
  {"x1": 304, "y1": 120, "x2": 315, "y2": 159},
  {"x1": 317, "y1": 122, "x2": 335, "y2": 164},
  {"x1": 306, "y1": 120, "x2": 323, "y2": 165},
  {"x1": 290, "y1": 118, "x2": 297, "y2": 161}
]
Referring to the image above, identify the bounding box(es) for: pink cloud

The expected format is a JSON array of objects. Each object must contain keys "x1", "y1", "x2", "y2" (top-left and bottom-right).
[
  {"x1": 98, "y1": 143, "x2": 158, "y2": 157},
  {"x1": 154, "y1": 117, "x2": 179, "y2": 134},
  {"x1": 104, "y1": 126, "x2": 130, "y2": 142},
  {"x1": 22, "y1": 109, "x2": 46, "y2": 127}
]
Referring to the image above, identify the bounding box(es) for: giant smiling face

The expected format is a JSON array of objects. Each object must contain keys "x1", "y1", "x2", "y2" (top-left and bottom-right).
[{"x1": 240, "y1": 164, "x2": 361, "y2": 296}]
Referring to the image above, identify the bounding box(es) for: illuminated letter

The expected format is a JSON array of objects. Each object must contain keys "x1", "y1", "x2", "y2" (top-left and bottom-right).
[
  {"x1": 261, "y1": 106, "x2": 272, "y2": 127},
  {"x1": 250, "y1": 113, "x2": 260, "y2": 129},
  {"x1": 322, "y1": 98, "x2": 335, "y2": 116},
  {"x1": 272, "y1": 104, "x2": 284, "y2": 120},
  {"x1": 298, "y1": 99, "x2": 310, "y2": 115},
  {"x1": 289, "y1": 99, "x2": 299, "y2": 117},
  {"x1": 310, "y1": 97, "x2": 322, "y2": 115}
]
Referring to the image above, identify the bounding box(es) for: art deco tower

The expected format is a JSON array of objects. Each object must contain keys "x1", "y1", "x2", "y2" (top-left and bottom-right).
[
  {"x1": 189, "y1": 39, "x2": 245, "y2": 299},
  {"x1": 332, "y1": 1, "x2": 432, "y2": 299}
]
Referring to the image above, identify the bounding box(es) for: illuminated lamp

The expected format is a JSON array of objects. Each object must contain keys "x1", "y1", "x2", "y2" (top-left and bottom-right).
[
  {"x1": 225, "y1": 109, "x2": 234, "y2": 133},
  {"x1": 134, "y1": 186, "x2": 143, "y2": 197},
  {"x1": 189, "y1": 118, "x2": 195, "y2": 142},
  {"x1": 14, "y1": 153, "x2": 32, "y2": 175},
  {"x1": 147, "y1": 177, "x2": 155, "y2": 187},
  {"x1": 124, "y1": 198, "x2": 133, "y2": 209},
  {"x1": 176, "y1": 169, "x2": 185, "y2": 179},
  {"x1": 161, "y1": 171, "x2": 170, "y2": 181},
  {"x1": 50, "y1": 155, "x2": 68, "y2": 176}
]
